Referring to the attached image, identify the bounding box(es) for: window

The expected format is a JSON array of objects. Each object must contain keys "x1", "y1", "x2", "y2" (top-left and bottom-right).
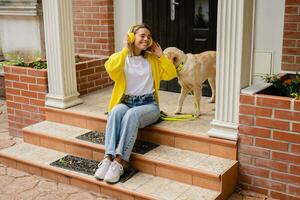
[{"x1": 194, "y1": 0, "x2": 209, "y2": 28}]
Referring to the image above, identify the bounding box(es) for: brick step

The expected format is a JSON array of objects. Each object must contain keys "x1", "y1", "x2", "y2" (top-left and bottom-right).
[
  {"x1": 45, "y1": 107, "x2": 237, "y2": 160},
  {"x1": 0, "y1": 143, "x2": 220, "y2": 200},
  {"x1": 22, "y1": 120, "x2": 238, "y2": 198}
]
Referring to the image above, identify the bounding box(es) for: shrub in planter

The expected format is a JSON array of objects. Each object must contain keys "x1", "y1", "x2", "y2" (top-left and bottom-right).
[
  {"x1": 0, "y1": 54, "x2": 47, "y2": 70},
  {"x1": 260, "y1": 73, "x2": 300, "y2": 99},
  {"x1": 0, "y1": 54, "x2": 86, "y2": 70}
]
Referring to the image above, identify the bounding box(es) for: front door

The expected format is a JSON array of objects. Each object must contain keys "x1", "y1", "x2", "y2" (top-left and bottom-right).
[{"x1": 142, "y1": 0, "x2": 217, "y2": 93}]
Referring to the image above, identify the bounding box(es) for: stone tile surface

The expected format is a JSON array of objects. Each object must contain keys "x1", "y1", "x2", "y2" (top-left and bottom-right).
[
  {"x1": 0, "y1": 100, "x2": 115, "y2": 200},
  {"x1": 15, "y1": 188, "x2": 41, "y2": 200},
  {"x1": 36, "y1": 179, "x2": 58, "y2": 192},
  {"x1": 177, "y1": 185, "x2": 219, "y2": 200},
  {"x1": 118, "y1": 172, "x2": 154, "y2": 190},
  {"x1": 3, "y1": 176, "x2": 40, "y2": 194},
  {"x1": 0, "y1": 100, "x2": 8, "y2": 127},
  {"x1": 24, "y1": 120, "x2": 236, "y2": 175},
  {"x1": 26, "y1": 120, "x2": 91, "y2": 138},
  {"x1": 7, "y1": 167, "x2": 29, "y2": 178},
  {"x1": 0, "y1": 143, "x2": 68, "y2": 164},
  {"x1": 0, "y1": 139, "x2": 15, "y2": 149},
  {"x1": 135, "y1": 175, "x2": 191, "y2": 200},
  {"x1": 1, "y1": 141, "x2": 220, "y2": 200},
  {"x1": 0, "y1": 100, "x2": 12, "y2": 150},
  {"x1": 145, "y1": 145, "x2": 236, "y2": 174},
  {"x1": 0, "y1": 164, "x2": 115, "y2": 200},
  {"x1": 0, "y1": 164, "x2": 6, "y2": 175},
  {"x1": 228, "y1": 188, "x2": 278, "y2": 200},
  {"x1": 67, "y1": 86, "x2": 215, "y2": 136},
  {"x1": 66, "y1": 192, "x2": 99, "y2": 200},
  {"x1": 193, "y1": 155, "x2": 237, "y2": 174}
]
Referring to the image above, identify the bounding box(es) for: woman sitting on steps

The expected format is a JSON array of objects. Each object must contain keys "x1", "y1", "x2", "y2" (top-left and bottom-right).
[{"x1": 94, "y1": 23, "x2": 177, "y2": 183}]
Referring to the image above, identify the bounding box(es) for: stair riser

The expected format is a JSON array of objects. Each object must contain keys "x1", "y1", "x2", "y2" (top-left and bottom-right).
[
  {"x1": 45, "y1": 108, "x2": 237, "y2": 160},
  {"x1": 217, "y1": 163, "x2": 238, "y2": 200},
  {"x1": 139, "y1": 130, "x2": 236, "y2": 160},
  {"x1": 23, "y1": 130, "x2": 221, "y2": 192},
  {"x1": 0, "y1": 155, "x2": 154, "y2": 200}
]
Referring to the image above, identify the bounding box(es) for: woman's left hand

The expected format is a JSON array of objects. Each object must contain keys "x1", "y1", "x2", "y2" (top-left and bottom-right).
[{"x1": 151, "y1": 42, "x2": 163, "y2": 58}]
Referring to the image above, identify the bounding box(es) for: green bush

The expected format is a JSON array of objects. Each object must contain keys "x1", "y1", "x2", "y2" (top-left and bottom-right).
[
  {"x1": 261, "y1": 73, "x2": 300, "y2": 99},
  {"x1": 0, "y1": 54, "x2": 47, "y2": 69},
  {"x1": 0, "y1": 53, "x2": 83, "y2": 70}
]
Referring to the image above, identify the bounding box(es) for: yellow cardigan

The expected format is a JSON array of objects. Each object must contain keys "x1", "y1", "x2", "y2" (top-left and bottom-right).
[{"x1": 105, "y1": 48, "x2": 177, "y2": 112}]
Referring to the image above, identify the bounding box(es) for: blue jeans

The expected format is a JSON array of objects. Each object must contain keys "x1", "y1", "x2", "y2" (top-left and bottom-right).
[{"x1": 105, "y1": 93, "x2": 160, "y2": 161}]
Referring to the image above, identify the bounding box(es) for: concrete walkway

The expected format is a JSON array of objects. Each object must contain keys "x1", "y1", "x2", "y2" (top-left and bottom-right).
[{"x1": 0, "y1": 99, "x2": 274, "y2": 200}]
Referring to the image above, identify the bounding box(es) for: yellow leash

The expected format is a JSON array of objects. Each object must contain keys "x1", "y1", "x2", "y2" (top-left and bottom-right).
[{"x1": 159, "y1": 111, "x2": 196, "y2": 121}]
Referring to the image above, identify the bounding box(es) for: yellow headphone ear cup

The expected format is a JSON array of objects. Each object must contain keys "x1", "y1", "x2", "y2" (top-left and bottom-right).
[
  {"x1": 127, "y1": 32, "x2": 135, "y2": 44},
  {"x1": 147, "y1": 38, "x2": 153, "y2": 48}
]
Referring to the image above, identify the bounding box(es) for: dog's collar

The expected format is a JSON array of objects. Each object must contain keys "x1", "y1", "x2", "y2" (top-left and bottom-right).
[
  {"x1": 175, "y1": 55, "x2": 187, "y2": 73},
  {"x1": 176, "y1": 62, "x2": 184, "y2": 72}
]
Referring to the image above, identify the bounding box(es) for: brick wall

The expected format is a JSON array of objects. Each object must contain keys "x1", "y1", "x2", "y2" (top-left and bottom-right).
[
  {"x1": 239, "y1": 94, "x2": 300, "y2": 199},
  {"x1": 0, "y1": 75, "x2": 5, "y2": 98},
  {"x1": 4, "y1": 60, "x2": 112, "y2": 136},
  {"x1": 282, "y1": 0, "x2": 300, "y2": 71},
  {"x1": 73, "y1": 0, "x2": 114, "y2": 56},
  {"x1": 4, "y1": 66, "x2": 48, "y2": 137},
  {"x1": 76, "y1": 57, "x2": 113, "y2": 95}
]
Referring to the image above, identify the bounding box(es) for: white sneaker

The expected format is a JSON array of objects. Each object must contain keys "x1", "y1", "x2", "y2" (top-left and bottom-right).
[
  {"x1": 104, "y1": 160, "x2": 124, "y2": 184},
  {"x1": 94, "y1": 158, "x2": 112, "y2": 180}
]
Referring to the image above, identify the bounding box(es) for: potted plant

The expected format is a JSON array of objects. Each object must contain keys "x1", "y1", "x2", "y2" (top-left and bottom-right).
[{"x1": 260, "y1": 73, "x2": 300, "y2": 99}]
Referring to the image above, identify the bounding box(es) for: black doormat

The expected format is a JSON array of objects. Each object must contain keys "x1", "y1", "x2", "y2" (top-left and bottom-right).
[
  {"x1": 50, "y1": 155, "x2": 138, "y2": 183},
  {"x1": 76, "y1": 130, "x2": 105, "y2": 144},
  {"x1": 132, "y1": 140, "x2": 159, "y2": 154},
  {"x1": 76, "y1": 131, "x2": 159, "y2": 154}
]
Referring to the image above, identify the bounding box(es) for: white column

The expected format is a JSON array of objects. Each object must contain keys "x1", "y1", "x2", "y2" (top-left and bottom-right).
[
  {"x1": 114, "y1": 0, "x2": 142, "y2": 51},
  {"x1": 43, "y1": 0, "x2": 82, "y2": 109},
  {"x1": 208, "y1": 0, "x2": 253, "y2": 141}
]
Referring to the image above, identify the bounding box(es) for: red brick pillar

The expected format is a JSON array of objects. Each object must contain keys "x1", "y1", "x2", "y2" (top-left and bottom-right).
[
  {"x1": 282, "y1": 0, "x2": 300, "y2": 71},
  {"x1": 4, "y1": 66, "x2": 47, "y2": 137},
  {"x1": 75, "y1": 58, "x2": 112, "y2": 95},
  {"x1": 73, "y1": 0, "x2": 114, "y2": 56}
]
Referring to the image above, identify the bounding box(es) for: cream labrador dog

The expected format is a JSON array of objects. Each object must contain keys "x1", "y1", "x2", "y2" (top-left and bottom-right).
[{"x1": 163, "y1": 47, "x2": 216, "y2": 117}]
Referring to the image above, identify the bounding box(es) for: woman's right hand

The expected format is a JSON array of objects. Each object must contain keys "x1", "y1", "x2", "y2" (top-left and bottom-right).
[{"x1": 123, "y1": 35, "x2": 129, "y2": 49}]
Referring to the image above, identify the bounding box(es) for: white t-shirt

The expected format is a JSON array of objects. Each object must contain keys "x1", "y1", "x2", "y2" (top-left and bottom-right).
[{"x1": 124, "y1": 55, "x2": 154, "y2": 96}]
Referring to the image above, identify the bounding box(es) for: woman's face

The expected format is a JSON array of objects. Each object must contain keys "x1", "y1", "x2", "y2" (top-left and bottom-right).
[{"x1": 134, "y1": 28, "x2": 152, "y2": 51}]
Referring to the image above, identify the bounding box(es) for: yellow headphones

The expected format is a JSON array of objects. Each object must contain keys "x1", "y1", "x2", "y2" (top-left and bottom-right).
[{"x1": 127, "y1": 24, "x2": 153, "y2": 48}]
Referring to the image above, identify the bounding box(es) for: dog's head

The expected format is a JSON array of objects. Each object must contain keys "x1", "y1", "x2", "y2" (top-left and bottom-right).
[{"x1": 163, "y1": 47, "x2": 186, "y2": 67}]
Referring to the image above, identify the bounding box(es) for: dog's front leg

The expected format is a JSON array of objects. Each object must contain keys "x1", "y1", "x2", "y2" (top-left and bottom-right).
[
  {"x1": 208, "y1": 77, "x2": 216, "y2": 103},
  {"x1": 193, "y1": 86, "x2": 202, "y2": 117},
  {"x1": 175, "y1": 87, "x2": 188, "y2": 114}
]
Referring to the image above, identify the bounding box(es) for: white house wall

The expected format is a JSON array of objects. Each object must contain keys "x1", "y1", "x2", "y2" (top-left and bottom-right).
[
  {"x1": 114, "y1": 0, "x2": 142, "y2": 52},
  {"x1": 252, "y1": 0, "x2": 285, "y2": 82},
  {"x1": 0, "y1": 16, "x2": 42, "y2": 61}
]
